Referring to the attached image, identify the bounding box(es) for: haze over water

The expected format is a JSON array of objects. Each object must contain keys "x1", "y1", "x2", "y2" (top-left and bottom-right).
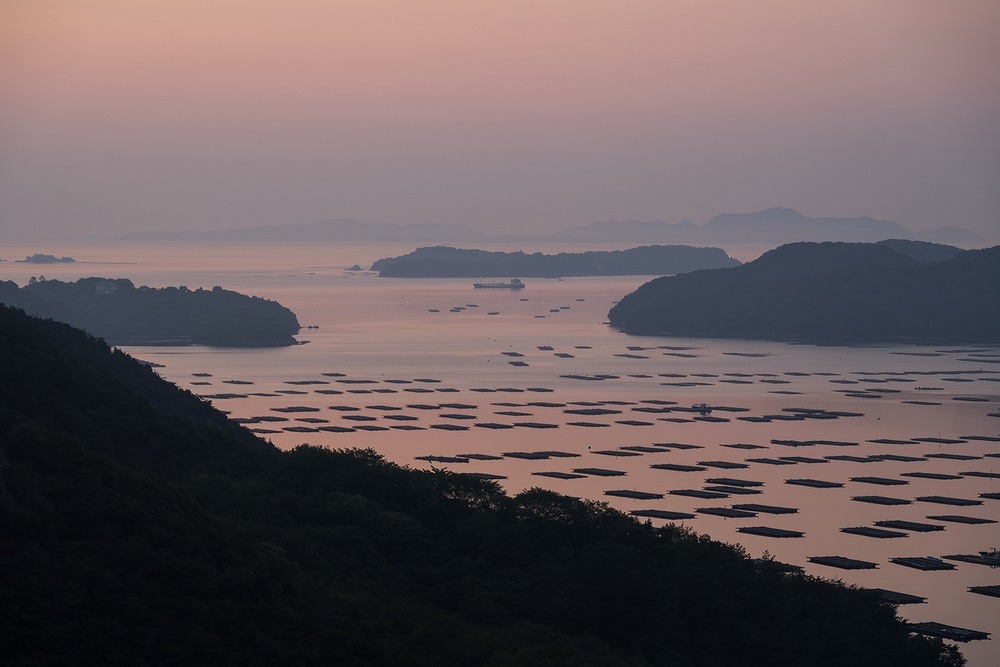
[{"x1": 4, "y1": 241, "x2": 998, "y2": 665}]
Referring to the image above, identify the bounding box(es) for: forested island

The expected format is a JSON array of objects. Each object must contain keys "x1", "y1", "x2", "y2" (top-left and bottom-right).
[
  {"x1": 18, "y1": 253, "x2": 76, "y2": 263},
  {"x1": 0, "y1": 305, "x2": 963, "y2": 665},
  {"x1": 608, "y1": 241, "x2": 999, "y2": 343},
  {"x1": 0, "y1": 277, "x2": 300, "y2": 346},
  {"x1": 371, "y1": 245, "x2": 739, "y2": 278}
]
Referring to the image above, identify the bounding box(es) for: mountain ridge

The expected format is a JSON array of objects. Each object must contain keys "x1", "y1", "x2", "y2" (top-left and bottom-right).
[{"x1": 116, "y1": 208, "x2": 986, "y2": 246}]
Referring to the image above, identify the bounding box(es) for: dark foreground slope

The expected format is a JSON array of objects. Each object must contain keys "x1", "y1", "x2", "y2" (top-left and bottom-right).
[
  {"x1": 372, "y1": 245, "x2": 739, "y2": 278},
  {"x1": 0, "y1": 277, "x2": 300, "y2": 346},
  {"x1": 609, "y1": 242, "x2": 1000, "y2": 343},
  {"x1": 0, "y1": 307, "x2": 962, "y2": 666}
]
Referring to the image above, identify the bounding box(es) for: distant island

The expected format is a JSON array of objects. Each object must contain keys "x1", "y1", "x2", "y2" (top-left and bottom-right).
[
  {"x1": 608, "y1": 240, "x2": 1000, "y2": 343},
  {"x1": 371, "y1": 245, "x2": 740, "y2": 278},
  {"x1": 0, "y1": 277, "x2": 300, "y2": 346},
  {"x1": 118, "y1": 207, "x2": 986, "y2": 246},
  {"x1": 0, "y1": 304, "x2": 962, "y2": 666},
  {"x1": 18, "y1": 253, "x2": 76, "y2": 264}
]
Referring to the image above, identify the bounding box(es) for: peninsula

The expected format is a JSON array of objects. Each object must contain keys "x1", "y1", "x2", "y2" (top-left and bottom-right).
[
  {"x1": 372, "y1": 245, "x2": 739, "y2": 278},
  {"x1": 0, "y1": 277, "x2": 300, "y2": 346},
  {"x1": 608, "y1": 241, "x2": 1000, "y2": 343}
]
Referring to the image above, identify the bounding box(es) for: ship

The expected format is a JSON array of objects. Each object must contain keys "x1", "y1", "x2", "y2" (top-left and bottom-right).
[{"x1": 473, "y1": 278, "x2": 525, "y2": 290}]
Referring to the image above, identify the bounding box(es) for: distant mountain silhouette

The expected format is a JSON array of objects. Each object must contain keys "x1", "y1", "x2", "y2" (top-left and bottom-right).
[
  {"x1": 608, "y1": 242, "x2": 1000, "y2": 343},
  {"x1": 119, "y1": 208, "x2": 985, "y2": 246},
  {"x1": 371, "y1": 245, "x2": 739, "y2": 278},
  {"x1": 551, "y1": 208, "x2": 971, "y2": 245},
  {"x1": 120, "y1": 219, "x2": 490, "y2": 243}
]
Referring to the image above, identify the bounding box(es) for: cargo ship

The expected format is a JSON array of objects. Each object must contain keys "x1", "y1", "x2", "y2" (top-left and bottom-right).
[{"x1": 473, "y1": 278, "x2": 525, "y2": 290}]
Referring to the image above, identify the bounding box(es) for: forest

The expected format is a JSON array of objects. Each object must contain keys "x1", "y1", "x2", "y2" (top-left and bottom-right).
[
  {"x1": 0, "y1": 305, "x2": 964, "y2": 665},
  {"x1": 0, "y1": 276, "x2": 300, "y2": 346},
  {"x1": 608, "y1": 242, "x2": 999, "y2": 343}
]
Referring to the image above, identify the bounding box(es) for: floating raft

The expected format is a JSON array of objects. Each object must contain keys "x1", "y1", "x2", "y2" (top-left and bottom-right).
[
  {"x1": 630, "y1": 509, "x2": 695, "y2": 521},
  {"x1": 785, "y1": 479, "x2": 844, "y2": 489},
  {"x1": 737, "y1": 526, "x2": 803, "y2": 538},
  {"x1": 572, "y1": 467, "x2": 627, "y2": 477},
  {"x1": 962, "y1": 470, "x2": 1000, "y2": 479},
  {"x1": 780, "y1": 456, "x2": 828, "y2": 464},
  {"x1": 514, "y1": 422, "x2": 559, "y2": 429},
  {"x1": 808, "y1": 555, "x2": 878, "y2": 570},
  {"x1": 746, "y1": 457, "x2": 797, "y2": 466},
  {"x1": 852, "y1": 496, "x2": 912, "y2": 506},
  {"x1": 459, "y1": 453, "x2": 503, "y2": 461},
  {"x1": 907, "y1": 622, "x2": 990, "y2": 642},
  {"x1": 901, "y1": 471, "x2": 962, "y2": 480},
  {"x1": 732, "y1": 503, "x2": 798, "y2": 515},
  {"x1": 671, "y1": 489, "x2": 729, "y2": 499},
  {"x1": 871, "y1": 589, "x2": 926, "y2": 605},
  {"x1": 890, "y1": 557, "x2": 955, "y2": 571},
  {"x1": 697, "y1": 507, "x2": 756, "y2": 518},
  {"x1": 850, "y1": 476, "x2": 908, "y2": 486},
  {"x1": 941, "y1": 553, "x2": 1000, "y2": 567},
  {"x1": 874, "y1": 520, "x2": 944, "y2": 532},
  {"x1": 415, "y1": 455, "x2": 469, "y2": 463},
  {"x1": 654, "y1": 442, "x2": 703, "y2": 450},
  {"x1": 705, "y1": 477, "x2": 763, "y2": 488},
  {"x1": 697, "y1": 460, "x2": 749, "y2": 469},
  {"x1": 593, "y1": 449, "x2": 642, "y2": 457},
  {"x1": 841, "y1": 526, "x2": 908, "y2": 539},
  {"x1": 650, "y1": 463, "x2": 707, "y2": 473},
  {"x1": 915, "y1": 496, "x2": 983, "y2": 506},
  {"x1": 605, "y1": 489, "x2": 664, "y2": 500},
  {"x1": 530, "y1": 470, "x2": 583, "y2": 481},
  {"x1": 704, "y1": 485, "x2": 762, "y2": 495},
  {"x1": 969, "y1": 585, "x2": 1000, "y2": 598},
  {"x1": 926, "y1": 515, "x2": 997, "y2": 525}
]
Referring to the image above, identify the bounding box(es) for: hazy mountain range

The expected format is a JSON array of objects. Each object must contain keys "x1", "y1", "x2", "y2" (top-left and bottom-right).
[{"x1": 119, "y1": 207, "x2": 986, "y2": 246}]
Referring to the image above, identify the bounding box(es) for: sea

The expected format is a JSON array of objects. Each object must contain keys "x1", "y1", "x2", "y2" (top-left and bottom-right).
[{"x1": 3, "y1": 241, "x2": 998, "y2": 665}]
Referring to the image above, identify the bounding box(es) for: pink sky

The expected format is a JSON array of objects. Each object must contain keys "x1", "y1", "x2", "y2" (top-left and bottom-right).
[{"x1": 2, "y1": 1, "x2": 998, "y2": 241}]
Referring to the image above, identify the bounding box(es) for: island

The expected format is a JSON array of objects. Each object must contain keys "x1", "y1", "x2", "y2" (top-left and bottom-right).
[
  {"x1": 0, "y1": 276, "x2": 300, "y2": 346},
  {"x1": 608, "y1": 241, "x2": 1000, "y2": 343},
  {"x1": 18, "y1": 253, "x2": 76, "y2": 264},
  {"x1": 0, "y1": 303, "x2": 962, "y2": 666},
  {"x1": 371, "y1": 245, "x2": 740, "y2": 278}
]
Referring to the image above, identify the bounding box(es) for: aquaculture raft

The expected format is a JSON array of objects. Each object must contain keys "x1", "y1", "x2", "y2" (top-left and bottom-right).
[
  {"x1": 889, "y1": 557, "x2": 955, "y2": 571},
  {"x1": 907, "y1": 622, "x2": 990, "y2": 642},
  {"x1": 807, "y1": 556, "x2": 878, "y2": 570}
]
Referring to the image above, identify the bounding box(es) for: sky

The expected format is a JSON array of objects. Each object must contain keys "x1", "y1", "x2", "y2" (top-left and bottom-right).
[{"x1": 2, "y1": 1, "x2": 998, "y2": 242}]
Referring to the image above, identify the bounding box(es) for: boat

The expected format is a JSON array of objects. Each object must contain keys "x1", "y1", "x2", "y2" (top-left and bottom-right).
[
  {"x1": 473, "y1": 278, "x2": 525, "y2": 290},
  {"x1": 979, "y1": 548, "x2": 1000, "y2": 566}
]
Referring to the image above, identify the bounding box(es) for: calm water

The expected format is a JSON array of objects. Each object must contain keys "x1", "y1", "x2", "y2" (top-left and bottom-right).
[{"x1": 4, "y1": 242, "x2": 998, "y2": 664}]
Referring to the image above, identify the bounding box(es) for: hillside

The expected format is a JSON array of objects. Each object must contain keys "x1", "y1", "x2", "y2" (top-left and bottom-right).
[
  {"x1": 0, "y1": 305, "x2": 961, "y2": 665},
  {"x1": 372, "y1": 245, "x2": 739, "y2": 278},
  {"x1": 608, "y1": 242, "x2": 1000, "y2": 343},
  {"x1": 0, "y1": 277, "x2": 300, "y2": 346}
]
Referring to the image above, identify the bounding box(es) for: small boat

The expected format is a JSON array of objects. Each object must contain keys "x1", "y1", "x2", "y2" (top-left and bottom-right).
[{"x1": 473, "y1": 278, "x2": 525, "y2": 290}]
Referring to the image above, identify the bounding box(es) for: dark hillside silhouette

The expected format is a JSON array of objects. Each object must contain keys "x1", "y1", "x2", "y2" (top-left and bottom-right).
[
  {"x1": 0, "y1": 277, "x2": 300, "y2": 346},
  {"x1": 0, "y1": 305, "x2": 962, "y2": 665},
  {"x1": 608, "y1": 242, "x2": 999, "y2": 343}
]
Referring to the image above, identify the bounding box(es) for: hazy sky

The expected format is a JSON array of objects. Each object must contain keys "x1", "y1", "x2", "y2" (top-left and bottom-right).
[{"x1": 2, "y1": 1, "x2": 998, "y2": 242}]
